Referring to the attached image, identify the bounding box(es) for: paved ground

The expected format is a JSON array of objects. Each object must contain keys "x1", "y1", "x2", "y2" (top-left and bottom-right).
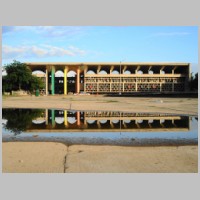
[
  {"x1": 2, "y1": 95, "x2": 198, "y2": 173},
  {"x1": 2, "y1": 142, "x2": 198, "y2": 173},
  {"x1": 2, "y1": 95, "x2": 198, "y2": 115},
  {"x1": 2, "y1": 142, "x2": 66, "y2": 173}
]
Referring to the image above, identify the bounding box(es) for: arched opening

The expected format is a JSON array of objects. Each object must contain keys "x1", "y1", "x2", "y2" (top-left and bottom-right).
[
  {"x1": 55, "y1": 117, "x2": 64, "y2": 124},
  {"x1": 160, "y1": 119, "x2": 165, "y2": 123},
  {"x1": 123, "y1": 119, "x2": 131, "y2": 124},
  {"x1": 86, "y1": 120, "x2": 98, "y2": 128},
  {"x1": 99, "y1": 120, "x2": 107, "y2": 124},
  {"x1": 137, "y1": 70, "x2": 143, "y2": 75},
  {"x1": 112, "y1": 119, "x2": 119, "y2": 124},
  {"x1": 111, "y1": 70, "x2": 120, "y2": 74},
  {"x1": 98, "y1": 70, "x2": 108, "y2": 75},
  {"x1": 32, "y1": 119, "x2": 46, "y2": 124},
  {"x1": 55, "y1": 70, "x2": 64, "y2": 94},
  {"x1": 67, "y1": 70, "x2": 77, "y2": 94},
  {"x1": 32, "y1": 70, "x2": 46, "y2": 77},
  {"x1": 68, "y1": 117, "x2": 77, "y2": 124},
  {"x1": 123, "y1": 70, "x2": 131, "y2": 75},
  {"x1": 160, "y1": 70, "x2": 165, "y2": 74},
  {"x1": 148, "y1": 70, "x2": 154, "y2": 75},
  {"x1": 87, "y1": 120, "x2": 96, "y2": 124},
  {"x1": 148, "y1": 119, "x2": 154, "y2": 123},
  {"x1": 86, "y1": 70, "x2": 96, "y2": 75},
  {"x1": 48, "y1": 69, "x2": 79, "y2": 95},
  {"x1": 55, "y1": 70, "x2": 64, "y2": 77}
]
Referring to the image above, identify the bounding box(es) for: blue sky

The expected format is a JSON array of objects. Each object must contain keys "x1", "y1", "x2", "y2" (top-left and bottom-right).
[{"x1": 2, "y1": 26, "x2": 198, "y2": 73}]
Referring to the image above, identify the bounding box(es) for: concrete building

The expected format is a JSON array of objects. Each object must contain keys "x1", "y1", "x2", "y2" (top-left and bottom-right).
[
  {"x1": 26, "y1": 62, "x2": 190, "y2": 95},
  {"x1": 27, "y1": 110, "x2": 190, "y2": 132}
]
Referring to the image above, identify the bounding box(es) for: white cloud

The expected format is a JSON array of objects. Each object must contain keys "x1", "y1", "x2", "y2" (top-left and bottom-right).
[
  {"x1": 68, "y1": 46, "x2": 86, "y2": 55},
  {"x1": 2, "y1": 44, "x2": 87, "y2": 59},
  {"x1": 36, "y1": 26, "x2": 84, "y2": 37},
  {"x1": 42, "y1": 45, "x2": 76, "y2": 56},
  {"x1": 2, "y1": 26, "x2": 86, "y2": 39},
  {"x1": 31, "y1": 46, "x2": 48, "y2": 56},
  {"x1": 3, "y1": 45, "x2": 26, "y2": 54},
  {"x1": 152, "y1": 32, "x2": 191, "y2": 37}
]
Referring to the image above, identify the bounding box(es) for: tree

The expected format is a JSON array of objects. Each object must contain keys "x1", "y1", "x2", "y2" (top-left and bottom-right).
[
  {"x1": 28, "y1": 75, "x2": 44, "y2": 92},
  {"x1": 190, "y1": 73, "x2": 198, "y2": 91},
  {"x1": 2, "y1": 108, "x2": 44, "y2": 135},
  {"x1": 2, "y1": 76, "x2": 12, "y2": 93},
  {"x1": 3, "y1": 60, "x2": 44, "y2": 93}
]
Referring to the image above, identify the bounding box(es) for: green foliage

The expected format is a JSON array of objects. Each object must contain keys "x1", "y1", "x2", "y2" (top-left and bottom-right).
[
  {"x1": 2, "y1": 109, "x2": 44, "y2": 135},
  {"x1": 190, "y1": 73, "x2": 198, "y2": 90},
  {"x1": 2, "y1": 76, "x2": 12, "y2": 93},
  {"x1": 27, "y1": 75, "x2": 45, "y2": 92},
  {"x1": 3, "y1": 60, "x2": 44, "y2": 93}
]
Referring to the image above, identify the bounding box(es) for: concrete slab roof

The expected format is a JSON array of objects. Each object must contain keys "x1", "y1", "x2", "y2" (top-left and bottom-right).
[{"x1": 25, "y1": 62, "x2": 190, "y2": 66}]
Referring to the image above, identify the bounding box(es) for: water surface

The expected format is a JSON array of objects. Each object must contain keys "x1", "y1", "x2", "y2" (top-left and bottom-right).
[{"x1": 2, "y1": 108, "x2": 198, "y2": 146}]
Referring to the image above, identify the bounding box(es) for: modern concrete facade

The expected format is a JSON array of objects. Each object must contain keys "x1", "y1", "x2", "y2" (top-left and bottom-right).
[
  {"x1": 27, "y1": 110, "x2": 190, "y2": 132},
  {"x1": 26, "y1": 62, "x2": 190, "y2": 95}
]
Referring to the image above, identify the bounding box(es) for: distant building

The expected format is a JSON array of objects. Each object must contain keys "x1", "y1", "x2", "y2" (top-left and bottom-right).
[{"x1": 26, "y1": 62, "x2": 190, "y2": 95}]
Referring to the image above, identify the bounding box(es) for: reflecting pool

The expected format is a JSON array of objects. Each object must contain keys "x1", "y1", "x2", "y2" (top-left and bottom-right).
[{"x1": 2, "y1": 108, "x2": 198, "y2": 146}]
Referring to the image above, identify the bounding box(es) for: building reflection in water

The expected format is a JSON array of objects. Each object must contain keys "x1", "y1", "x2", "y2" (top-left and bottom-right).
[{"x1": 25, "y1": 109, "x2": 190, "y2": 132}]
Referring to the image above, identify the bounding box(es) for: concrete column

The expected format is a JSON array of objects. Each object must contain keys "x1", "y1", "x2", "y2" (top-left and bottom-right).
[
  {"x1": 123, "y1": 121, "x2": 127, "y2": 129},
  {"x1": 64, "y1": 110, "x2": 68, "y2": 127},
  {"x1": 51, "y1": 109, "x2": 55, "y2": 128},
  {"x1": 110, "y1": 65, "x2": 114, "y2": 74},
  {"x1": 77, "y1": 111, "x2": 80, "y2": 126},
  {"x1": 83, "y1": 112, "x2": 88, "y2": 128},
  {"x1": 148, "y1": 122, "x2": 152, "y2": 128},
  {"x1": 97, "y1": 65, "x2": 101, "y2": 74},
  {"x1": 76, "y1": 68, "x2": 80, "y2": 93},
  {"x1": 160, "y1": 66, "x2": 165, "y2": 74},
  {"x1": 135, "y1": 121, "x2": 140, "y2": 128},
  {"x1": 136, "y1": 65, "x2": 140, "y2": 74},
  {"x1": 172, "y1": 66, "x2": 177, "y2": 75},
  {"x1": 46, "y1": 68, "x2": 48, "y2": 95},
  {"x1": 51, "y1": 66, "x2": 55, "y2": 95},
  {"x1": 123, "y1": 65, "x2": 127, "y2": 74},
  {"x1": 64, "y1": 66, "x2": 68, "y2": 95},
  {"x1": 97, "y1": 121, "x2": 101, "y2": 129},
  {"x1": 160, "y1": 120, "x2": 164, "y2": 128},
  {"x1": 148, "y1": 66, "x2": 152, "y2": 73},
  {"x1": 84, "y1": 66, "x2": 88, "y2": 92},
  {"x1": 45, "y1": 109, "x2": 48, "y2": 125},
  {"x1": 110, "y1": 120, "x2": 114, "y2": 128},
  {"x1": 135, "y1": 78, "x2": 138, "y2": 92}
]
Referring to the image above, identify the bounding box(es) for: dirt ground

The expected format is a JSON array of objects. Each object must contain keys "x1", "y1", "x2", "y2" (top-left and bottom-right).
[
  {"x1": 2, "y1": 142, "x2": 198, "y2": 173},
  {"x1": 2, "y1": 95, "x2": 198, "y2": 115}
]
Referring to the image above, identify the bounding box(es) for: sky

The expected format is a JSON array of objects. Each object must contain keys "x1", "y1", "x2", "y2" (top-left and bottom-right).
[{"x1": 2, "y1": 26, "x2": 199, "y2": 73}]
